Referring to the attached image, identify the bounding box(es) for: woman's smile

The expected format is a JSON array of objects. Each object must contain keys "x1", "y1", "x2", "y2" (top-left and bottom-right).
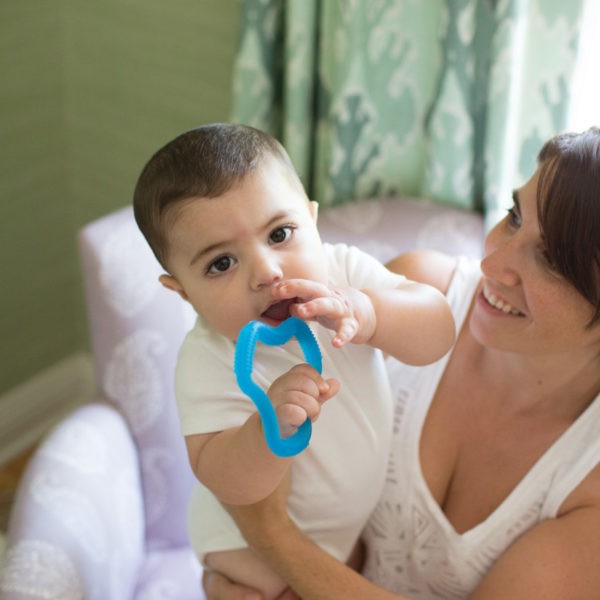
[{"x1": 481, "y1": 283, "x2": 525, "y2": 316}]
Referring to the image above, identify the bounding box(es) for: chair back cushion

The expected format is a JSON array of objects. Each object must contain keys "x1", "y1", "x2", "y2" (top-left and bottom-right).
[
  {"x1": 317, "y1": 197, "x2": 484, "y2": 263},
  {"x1": 78, "y1": 206, "x2": 197, "y2": 550}
]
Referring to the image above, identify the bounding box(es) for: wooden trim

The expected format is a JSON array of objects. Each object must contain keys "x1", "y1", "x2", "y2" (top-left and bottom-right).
[{"x1": 0, "y1": 352, "x2": 96, "y2": 466}]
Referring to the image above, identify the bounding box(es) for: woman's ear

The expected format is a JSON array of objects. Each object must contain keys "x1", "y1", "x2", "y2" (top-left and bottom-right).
[
  {"x1": 159, "y1": 274, "x2": 189, "y2": 301},
  {"x1": 309, "y1": 200, "x2": 319, "y2": 223}
]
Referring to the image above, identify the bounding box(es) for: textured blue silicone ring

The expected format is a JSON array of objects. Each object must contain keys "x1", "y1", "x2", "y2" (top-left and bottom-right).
[{"x1": 234, "y1": 317, "x2": 322, "y2": 457}]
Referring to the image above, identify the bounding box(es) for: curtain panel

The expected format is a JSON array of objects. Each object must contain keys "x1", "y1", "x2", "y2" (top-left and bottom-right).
[{"x1": 231, "y1": 0, "x2": 583, "y2": 225}]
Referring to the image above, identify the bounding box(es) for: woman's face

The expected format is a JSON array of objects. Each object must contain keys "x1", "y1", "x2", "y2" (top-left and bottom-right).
[{"x1": 470, "y1": 170, "x2": 600, "y2": 359}]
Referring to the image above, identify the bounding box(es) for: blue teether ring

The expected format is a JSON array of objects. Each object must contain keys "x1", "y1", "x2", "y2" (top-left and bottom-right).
[{"x1": 234, "y1": 317, "x2": 322, "y2": 457}]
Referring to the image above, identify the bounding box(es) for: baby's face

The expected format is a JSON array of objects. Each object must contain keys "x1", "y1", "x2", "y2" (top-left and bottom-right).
[{"x1": 162, "y1": 159, "x2": 329, "y2": 340}]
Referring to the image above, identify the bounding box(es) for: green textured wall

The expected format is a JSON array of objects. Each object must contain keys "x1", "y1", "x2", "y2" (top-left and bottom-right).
[{"x1": 0, "y1": 1, "x2": 241, "y2": 395}]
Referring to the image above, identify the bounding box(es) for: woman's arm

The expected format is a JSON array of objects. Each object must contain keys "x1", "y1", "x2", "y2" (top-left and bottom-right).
[
  {"x1": 265, "y1": 506, "x2": 600, "y2": 600},
  {"x1": 203, "y1": 523, "x2": 365, "y2": 600},
  {"x1": 239, "y1": 512, "x2": 404, "y2": 600},
  {"x1": 470, "y1": 501, "x2": 600, "y2": 599},
  {"x1": 211, "y1": 485, "x2": 600, "y2": 600},
  {"x1": 217, "y1": 475, "x2": 408, "y2": 600}
]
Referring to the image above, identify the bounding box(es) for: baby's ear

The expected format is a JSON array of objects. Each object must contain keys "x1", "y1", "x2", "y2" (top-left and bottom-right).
[
  {"x1": 309, "y1": 200, "x2": 319, "y2": 223},
  {"x1": 159, "y1": 274, "x2": 189, "y2": 301}
]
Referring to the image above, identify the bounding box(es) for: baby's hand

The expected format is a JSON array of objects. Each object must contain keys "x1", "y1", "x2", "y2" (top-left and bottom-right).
[
  {"x1": 273, "y1": 280, "x2": 376, "y2": 347},
  {"x1": 268, "y1": 363, "x2": 339, "y2": 438}
]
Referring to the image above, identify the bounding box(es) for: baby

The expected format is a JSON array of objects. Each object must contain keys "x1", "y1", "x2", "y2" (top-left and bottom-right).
[{"x1": 133, "y1": 123, "x2": 455, "y2": 598}]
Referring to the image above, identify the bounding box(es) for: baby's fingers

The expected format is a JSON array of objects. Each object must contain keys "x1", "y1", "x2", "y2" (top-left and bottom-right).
[
  {"x1": 276, "y1": 403, "x2": 309, "y2": 438},
  {"x1": 272, "y1": 363, "x2": 329, "y2": 396},
  {"x1": 273, "y1": 279, "x2": 331, "y2": 302},
  {"x1": 321, "y1": 377, "x2": 340, "y2": 400},
  {"x1": 276, "y1": 377, "x2": 339, "y2": 437},
  {"x1": 331, "y1": 319, "x2": 359, "y2": 347},
  {"x1": 290, "y1": 297, "x2": 358, "y2": 346},
  {"x1": 290, "y1": 295, "x2": 344, "y2": 320}
]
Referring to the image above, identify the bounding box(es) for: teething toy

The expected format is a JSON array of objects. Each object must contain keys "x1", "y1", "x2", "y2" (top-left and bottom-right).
[{"x1": 234, "y1": 317, "x2": 322, "y2": 457}]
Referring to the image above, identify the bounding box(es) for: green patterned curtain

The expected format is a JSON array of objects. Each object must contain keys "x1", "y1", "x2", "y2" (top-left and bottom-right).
[{"x1": 231, "y1": 0, "x2": 584, "y2": 225}]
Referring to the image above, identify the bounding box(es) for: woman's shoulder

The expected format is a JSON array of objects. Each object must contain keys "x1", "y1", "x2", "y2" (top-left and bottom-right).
[{"x1": 557, "y1": 438, "x2": 600, "y2": 518}]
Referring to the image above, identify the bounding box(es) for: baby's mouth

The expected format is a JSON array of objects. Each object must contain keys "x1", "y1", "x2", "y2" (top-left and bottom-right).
[{"x1": 261, "y1": 298, "x2": 300, "y2": 322}]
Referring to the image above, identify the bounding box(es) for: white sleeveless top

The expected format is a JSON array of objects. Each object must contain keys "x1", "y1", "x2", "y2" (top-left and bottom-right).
[{"x1": 362, "y1": 257, "x2": 600, "y2": 599}]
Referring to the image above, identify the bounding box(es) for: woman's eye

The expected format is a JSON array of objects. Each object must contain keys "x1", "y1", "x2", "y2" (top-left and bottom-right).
[
  {"x1": 269, "y1": 225, "x2": 294, "y2": 244},
  {"x1": 506, "y1": 207, "x2": 521, "y2": 228},
  {"x1": 207, "y1": 255, "x2": 236, "y2": 275}
]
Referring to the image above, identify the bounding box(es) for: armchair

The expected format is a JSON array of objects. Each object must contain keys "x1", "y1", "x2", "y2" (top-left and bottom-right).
[{"x1": 1, "y1": 198, "x2": 483, "y2": 599}]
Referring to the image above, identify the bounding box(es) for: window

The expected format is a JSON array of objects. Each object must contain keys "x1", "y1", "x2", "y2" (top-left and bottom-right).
[{"x1": 567, "y1": 0, "x2": 600, "y2": 130}]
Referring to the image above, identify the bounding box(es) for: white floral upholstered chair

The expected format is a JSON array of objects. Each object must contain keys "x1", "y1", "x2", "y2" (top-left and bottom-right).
[{"x1": 0, "y1": 198, "x2": 483, "y2": 600}]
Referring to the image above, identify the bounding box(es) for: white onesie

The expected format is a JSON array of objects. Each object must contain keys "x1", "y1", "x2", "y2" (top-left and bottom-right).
[
  {"x1": 362, "y1": 257, "x2": 600, "y2": 599},
  {"x1": 175, "y1": 243, "x2": 404, "y2": 563}
]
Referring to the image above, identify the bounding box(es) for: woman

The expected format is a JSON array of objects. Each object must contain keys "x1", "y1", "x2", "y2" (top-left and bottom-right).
[{"x1": 204, "y1": 128, "x2": 600, "y2": 599}]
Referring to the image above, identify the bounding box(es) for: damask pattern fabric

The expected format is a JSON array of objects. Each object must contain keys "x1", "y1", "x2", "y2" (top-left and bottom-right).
[
  {"x1": 1, "y1": 405, "x2": 147, "y2": 600},
  {"x1": 232, "y1": 0, "x2": 583, "y2": 226}
]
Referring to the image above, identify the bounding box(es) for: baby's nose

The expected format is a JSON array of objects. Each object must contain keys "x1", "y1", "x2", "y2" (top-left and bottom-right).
[{"x1": 250, "y1": 253, "x2": 283, "y2": 289}]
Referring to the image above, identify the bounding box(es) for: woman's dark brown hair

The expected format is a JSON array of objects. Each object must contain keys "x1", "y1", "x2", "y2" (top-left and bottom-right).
[{"x1": 536, "y1": 126, "x2": 600, "y2": 326}]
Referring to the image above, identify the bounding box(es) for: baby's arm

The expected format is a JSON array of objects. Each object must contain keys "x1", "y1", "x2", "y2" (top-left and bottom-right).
[
  {"x1": 361, "y1": 279, "x2": 455, "y2": 364},
  {"x1": 185, "y1": 364, "x2": 339, "y2": 506},
  {"x1": 275, "y1": 278, "x2": 454, "y2": 365}
]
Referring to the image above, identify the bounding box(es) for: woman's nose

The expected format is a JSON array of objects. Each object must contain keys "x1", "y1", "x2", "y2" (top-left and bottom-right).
[
  {"x1": 480, "y1": 223, "x2": 521, "y2": 287},
  {"x1": 250, "y1": 251, "x2": 283, "y2": 289}
]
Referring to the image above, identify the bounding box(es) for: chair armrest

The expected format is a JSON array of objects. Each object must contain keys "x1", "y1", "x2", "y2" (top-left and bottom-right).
[{"x1": 1, "y1": 402, "x2": 145, "y2": 599}]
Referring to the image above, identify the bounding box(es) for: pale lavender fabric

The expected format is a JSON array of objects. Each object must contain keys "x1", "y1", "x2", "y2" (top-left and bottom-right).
[
  {"x1": 317, "y1": 197, "x2": 484, "y2": 263},
  {"x1": 1, "y1": 199, "x2": 483, "y2": 599},
  {"x1": 77, "y1": 207, "x2": 198, "y2": 551}
]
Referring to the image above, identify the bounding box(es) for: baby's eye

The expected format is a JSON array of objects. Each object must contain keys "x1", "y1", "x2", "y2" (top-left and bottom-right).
[
  {"x1": 269, "y1": 225, "x2": 294, "y2": 245},
  {"x1": 207, "y1": 255, "x2": 236, "y2": 275}
]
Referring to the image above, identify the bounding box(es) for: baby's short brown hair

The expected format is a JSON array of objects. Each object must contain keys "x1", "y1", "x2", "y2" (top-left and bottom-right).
[{"x1": 133, "y1": 123, "x2": 304, "y2": 269}]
